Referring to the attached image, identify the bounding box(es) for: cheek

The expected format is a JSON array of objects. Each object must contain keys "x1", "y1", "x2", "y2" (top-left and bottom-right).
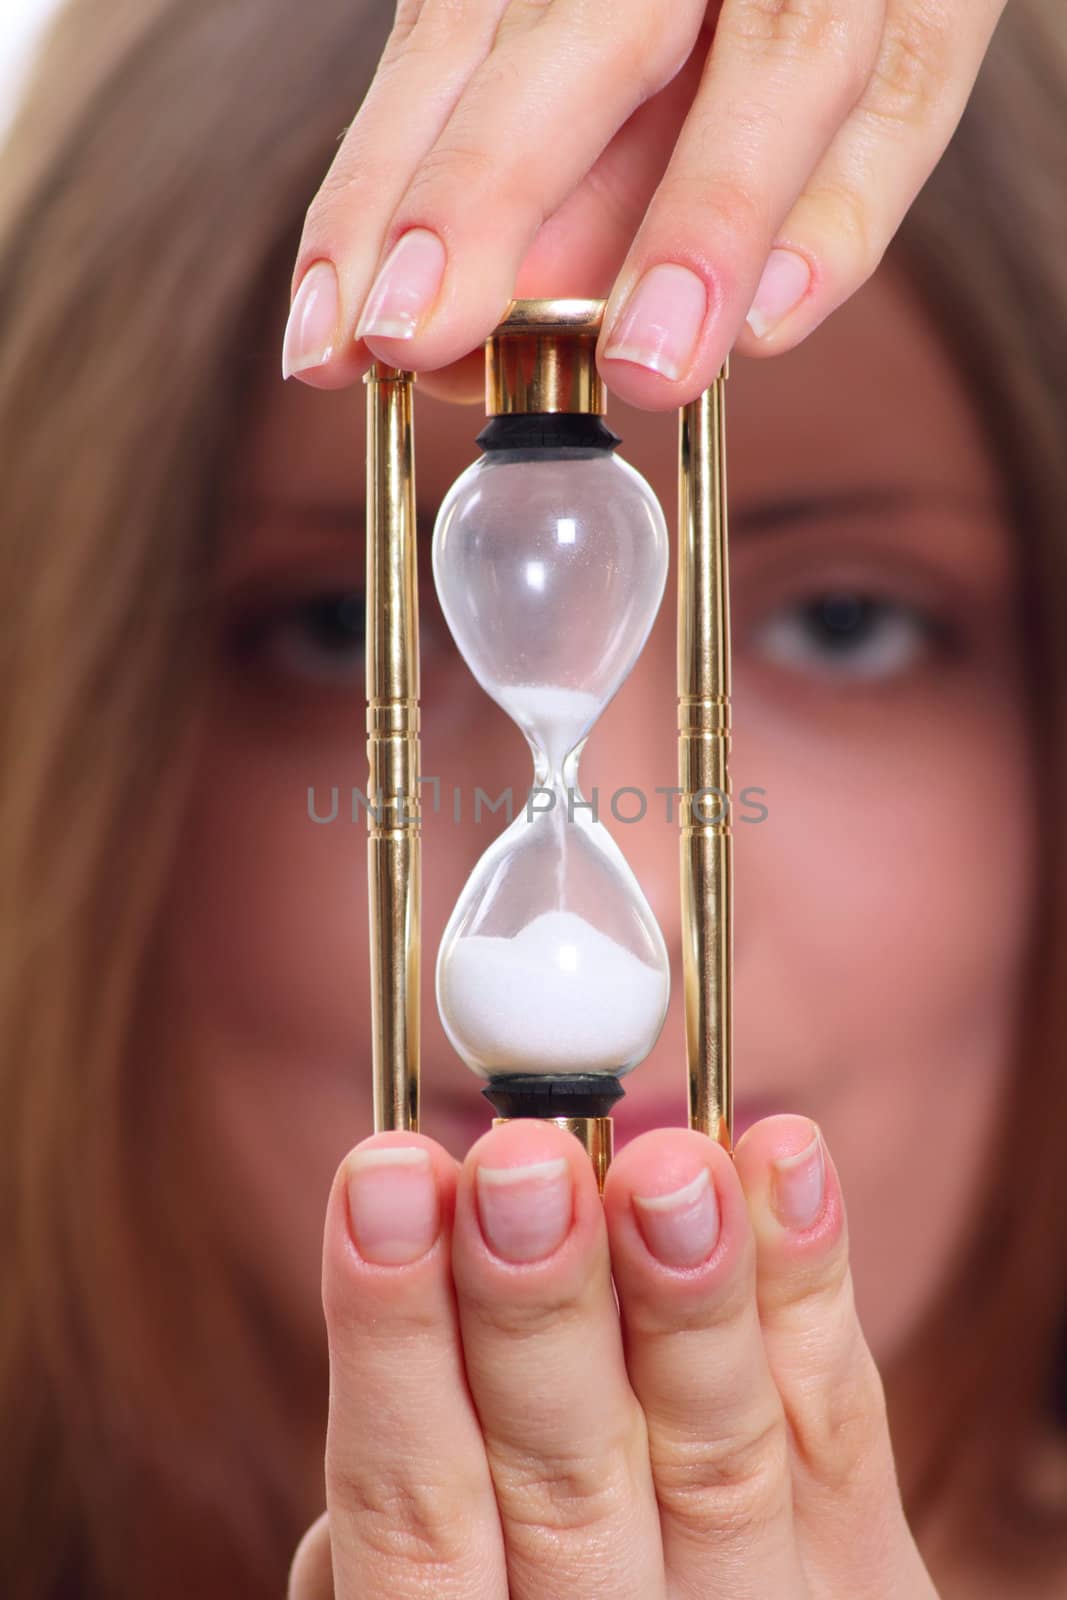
[
  {"x1": 163, "y1": 692, "x2": 531, "y2": 1071},
  {"x1": 733, "y1": 678, "x2": 1036, "y2": 1362},
  {"x1": 167, "y1": 727, "x2": 368, "y2": 1058}
]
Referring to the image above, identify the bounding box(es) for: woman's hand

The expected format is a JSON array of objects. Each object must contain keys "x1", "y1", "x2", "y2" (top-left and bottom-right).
[
  {"x1": 288, "y1": 1115, "x2": 938, "y2": 1599},
  {"x1": 283, "y1": 0, "x2": 1005, "y2": 407}
]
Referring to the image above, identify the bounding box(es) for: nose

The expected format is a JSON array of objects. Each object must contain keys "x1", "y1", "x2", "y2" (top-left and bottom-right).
[
  {"x1": 590, "y1": 598, "x2": 688, "y2": 1105},
  {"x1": 582, "y1": 600, "x2": 683, "y2": 966}
]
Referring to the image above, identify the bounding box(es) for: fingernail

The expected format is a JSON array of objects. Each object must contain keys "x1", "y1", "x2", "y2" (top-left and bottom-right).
[
  {"x1": 771, "y1": 1124, "x2": 826, "y2": 1231},
  {"x1": 476, "y1": 1157, "x2": 572, "y2": 1263},
  {"x1": 633, "y1": 1166, "x2": 720, "y2": 1268},
  {"x1": 346, "y1": 1145, "x2": 439, "y2": 1265},
  {"x1": 745, "y1": 247, "x2": 811, "y2": 339},
  {"x1": 281, "y1": 259, "x2": 340, "y2": 379},
  {"x1": 356, "y1": 228, "x2": 446, "y2": 342},
  {"x1": 603, "y1": 262, "x2": 707, "y2": 381}
]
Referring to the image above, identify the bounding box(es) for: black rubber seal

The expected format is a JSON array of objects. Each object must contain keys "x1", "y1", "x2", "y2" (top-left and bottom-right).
[
  {"x1": 482, "y1": 1073, "x2": 626, "y2": 1120},
  {"x1": 477, "y1": 414, "x2": 621, "y2": 454}
]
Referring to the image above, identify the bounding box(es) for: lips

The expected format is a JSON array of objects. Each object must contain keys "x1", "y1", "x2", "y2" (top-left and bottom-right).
[{"x1": 612, "y1": 1095, "x2": 779, "y2": 1148}]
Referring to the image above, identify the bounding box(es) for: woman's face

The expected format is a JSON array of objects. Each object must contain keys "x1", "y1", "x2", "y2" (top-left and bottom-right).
[{"x1": 163, "y1": 263, "x2": 1035, "y2": 1371}]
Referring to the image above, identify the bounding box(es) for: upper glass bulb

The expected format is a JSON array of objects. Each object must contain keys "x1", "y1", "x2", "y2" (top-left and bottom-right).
[{"x1": 432, "y1": 435, "x2": 671, "y2": 1080}]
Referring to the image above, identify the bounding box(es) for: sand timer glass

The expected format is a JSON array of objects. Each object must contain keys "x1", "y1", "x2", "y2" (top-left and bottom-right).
[
  {"x1": 433, "y1": 304, "x2": 670, "y2": 1178},
  {"x1": 363, "y1": 301, "x2": 732, "y2": 1191}
]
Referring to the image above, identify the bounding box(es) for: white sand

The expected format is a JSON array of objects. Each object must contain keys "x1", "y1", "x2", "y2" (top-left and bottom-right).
[
  {"x1": 500, "y1": 685, "x2": 601, "y2": 765},
  {"x1": 438, "y1": 908, "x2": 668, "y2": 1073}
]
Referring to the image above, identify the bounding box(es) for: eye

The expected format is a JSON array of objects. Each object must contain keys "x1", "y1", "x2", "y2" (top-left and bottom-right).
[
  {"x1": 749, "y1": 591, "x2": 939, "y2": 682},
  {"x1": 235, "y1": 589, "x2": 366, "y2": 685}
]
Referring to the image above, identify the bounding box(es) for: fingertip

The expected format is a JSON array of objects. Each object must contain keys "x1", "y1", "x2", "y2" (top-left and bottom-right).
[
  {"x1": 734, "y1": 1114, "x2": 845, "y2": 1253},
  {"x1": 597, "y1": 352, "x2": 712, "y2": 412},
  {"x1": 461, "y1": 1115, "x2": 592, "y2": 1181},
  {"x1": 605, "y1": 1126, "x2": 732, "y2": 1205},
  {"x1": 335, "y1": 1128, "x2": 458, "y2": 1186},
  {"x1": 354, "y1": 226, "x2": 448, "y2": 343},
  {"x1": 597, "y1": 250, "x2": 736, "y2": 409},
  {"x1": 284, "y1": 348, "x2": 373, "y2": 389},
  {"x1": 742, "y1": 245, "x2": 814, "y2": 341},
  {"x1": 732, "y1": 304, "x2": 825, "y2": 362},
  {"x1": 733, "y1": 1112, "x2": 820, "y2": 1167},
  {"x1": 359, "y1": 314, "x2": 495, "y2": 377},
  {"x1": 287, "y1": 1512, "x2": 331, "y2": 1600},
  {"x1": 327, "y1": 1132, "x2": 457, "y2": 1279},
  {"x1": 731, "y1": 242, "x2": 842, "y2": 362},
  {"x1": 281, "y1": 258, "x2": 341, "y2": 382},
  {"x1": 597, "y1": 326, "x2": 737, "y2": 410},
  {"x1": 604, "y1": 1128, "x2": 746, "y2": 1276},
  {"x1": 414, "y1": 348, "x2": 487, "y2": 405},
  {"x1": 357, "y1": 240, "x2": 512, "y2": 376},
  {"x1": 453, "y1": 1119, "x2": 609, "y2": 1271}
]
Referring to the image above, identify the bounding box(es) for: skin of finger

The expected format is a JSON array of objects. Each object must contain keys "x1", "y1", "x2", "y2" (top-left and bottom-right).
[
  {"x1": 449, "y1": 1119, "x2": 667, "y2": 1600},
  {"x1": 731, "y1": 0, "x2": 1008, "y2": 361},
  {"x1": 596, "y1": 0, "x2": 888, "y2": 409},
  {"x1": 513, "y1": 40, "x2": 708, "y2": 297},
  {"x1": 414, "y1": 348, "x2": 486, "y2": 406},
  {"x1": 732, "y1": 1117, "x2": 938, "y2": 1600},
  {"x1": 322, "y1": 1132, "x2": 507, "y2": 1600},
  {"x1": 287, "y1": 0, "x2": 512, "y2": 389},
  {"x1": 288, "y1": 1511, "x2": 333, "y2": 1600},
  {"x1": 603, "y1": 1129, "x2": 807, "y2": 1600},
  {"x1": 358, "y1": 0, "x2": 707, "y2": 375},
  {"x1": 418, "y1": 49, "x2": 707, "y2": 408}
]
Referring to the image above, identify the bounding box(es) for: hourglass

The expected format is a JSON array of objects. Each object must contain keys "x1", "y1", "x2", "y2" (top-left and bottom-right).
[{"x1": 364, "y1": 302, "x2": 731, "y2": 1189}]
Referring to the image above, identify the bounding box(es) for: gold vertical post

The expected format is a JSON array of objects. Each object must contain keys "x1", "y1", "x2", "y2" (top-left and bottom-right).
[
  {"x1": 551, "y1": 1117, "x2": 614, "y2": 1194},
  {"x1": 365, "y1": 364, "x2": 421, "y2": 1132},
  {"x1": 679, "y1": 362, "x2": 733, "y2": 1150}
]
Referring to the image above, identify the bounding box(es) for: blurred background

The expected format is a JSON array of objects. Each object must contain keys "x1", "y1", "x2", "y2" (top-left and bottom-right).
[{"x1": 0, "y1": 2, "x2": 59, "y2": 140}]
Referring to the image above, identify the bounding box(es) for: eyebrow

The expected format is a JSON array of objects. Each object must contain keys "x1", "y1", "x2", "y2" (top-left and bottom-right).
[
  {"x1": 232, "y1": 485, "x2": 998, "y2": 539},
  {"x1": 730, "y1": 485, "x2": 998, "y2": 537}
]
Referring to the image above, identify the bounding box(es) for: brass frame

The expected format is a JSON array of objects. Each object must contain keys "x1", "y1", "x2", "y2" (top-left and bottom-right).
[
  {"x1": 487, "y1": 297, "x2": 607, "y2": 416},
  {"x1": 364, "y1": 309, "x2": 733, "y2": 1175},
  {"x1": 365, "y1": 363, "x2": 421, "y2": 1133},
  {"x1": 679, "y1": 367, "x2": 733, "y2": 1151}
]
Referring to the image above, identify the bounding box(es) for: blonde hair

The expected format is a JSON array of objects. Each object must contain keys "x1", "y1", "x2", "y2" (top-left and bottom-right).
[{"x1": 0, "y1": 1, "x2": 1065, "y2": 1593}]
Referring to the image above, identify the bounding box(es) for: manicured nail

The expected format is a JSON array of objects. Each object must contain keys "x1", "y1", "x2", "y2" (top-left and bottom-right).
[
  {"x1": 476, "y1": 1157, "x2": 572, "y2": 1263},
  {"x1": 633, "y1": 1166, "x2": 720, "y2": 1268},
  {"x1": 281, "y1": 259, "x2": 340, "y2": 379},
  {"x1": 745, "y1": 247, "x2": 811, "y2": 339},
  {"x1": 346, "y1": 1146, "x2": 439, "y2": 1265},
  {"x1": 356, "y1": 228, "x2": 446, "y2": 342},
  {"x1": 603, "y1": 262, "x2": 707, "y2": 381},
  {"x1": 771, "y1": 1124, "x2": 826, "y2": 1231}
]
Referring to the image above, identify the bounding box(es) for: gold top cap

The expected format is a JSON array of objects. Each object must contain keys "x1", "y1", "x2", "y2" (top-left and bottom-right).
[{"x1": 486, "y1": 297, "x2": 606, "y2": 417}]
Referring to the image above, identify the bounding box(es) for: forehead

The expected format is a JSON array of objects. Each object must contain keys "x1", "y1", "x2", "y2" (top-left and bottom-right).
[{"x1": 234, "y1": 263, "x2": 1003, "y2": 516}]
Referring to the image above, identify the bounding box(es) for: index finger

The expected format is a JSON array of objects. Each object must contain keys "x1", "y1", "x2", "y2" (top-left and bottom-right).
[
  {"x1": 287, "y1": 0, "x2": 704, "y2": 385},
  {"x1": 321, "y1": 1133, "x2": 506, "y2": 1599},
  {"x1": 283, "y1": 0, "x2": 505, "y2": 387}
]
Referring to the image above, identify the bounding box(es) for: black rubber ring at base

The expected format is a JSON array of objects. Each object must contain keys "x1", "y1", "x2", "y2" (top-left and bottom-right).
[
  {"x1": 481, "y1": 1073, "x2": 625, "y2": 1120},
  {"x1": 476, "y1": 413, "x2": 621, "y2": 453}
]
